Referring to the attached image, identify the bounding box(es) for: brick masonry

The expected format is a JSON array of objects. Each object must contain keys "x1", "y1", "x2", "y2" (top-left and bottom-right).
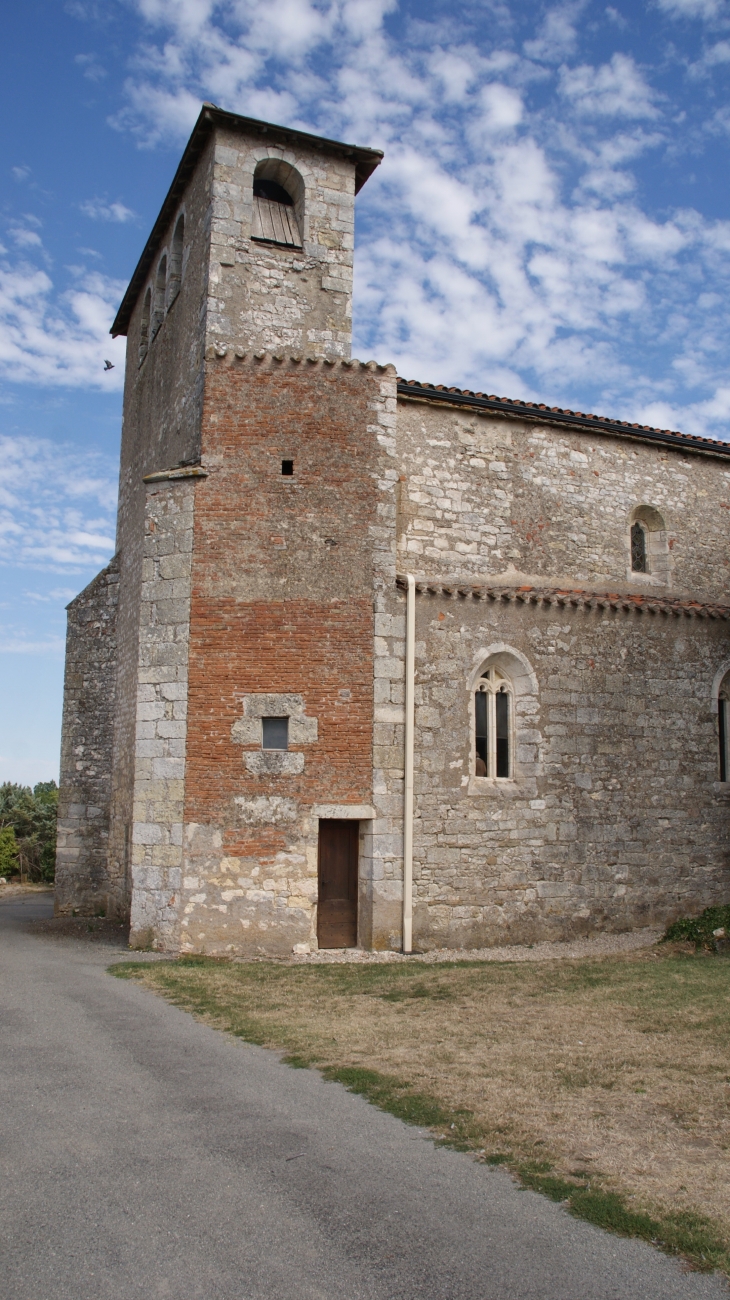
[{"x1": 139, "y1": 354, "x2": 399, "y2": 955}]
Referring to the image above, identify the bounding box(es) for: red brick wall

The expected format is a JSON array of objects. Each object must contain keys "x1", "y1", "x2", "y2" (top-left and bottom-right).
[
  {"x1": 185, "y1": 596, "x2": 373, "y2": 860},
  {"x1": 184, "y1": 355, "x2": 382, "y2": 852}
]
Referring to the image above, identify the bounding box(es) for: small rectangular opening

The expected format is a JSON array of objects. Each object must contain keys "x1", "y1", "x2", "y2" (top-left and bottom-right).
[
  {"x1": 720, "y1": 699, "x2": 727, "y2": 782},
  {"x1": 262, "y1": 716, "x2": 289, "y2": 750},
  {"x1": 281, "y1": 459, "x2": 294, "y2": 476}
]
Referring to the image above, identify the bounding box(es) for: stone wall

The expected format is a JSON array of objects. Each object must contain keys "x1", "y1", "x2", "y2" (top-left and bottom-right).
[
  {"x1": 207, "y1": 126, "x2": 357, "y2": 357},
  {"x1": 389, "y1": 393, "x2": 730, "y2": 949},
  {"x1": 396, "y1": 398, "x2": 730, "y2": 603},
  {"x1": 55, "y1": 559, "x2": 120, "y2": 917},
  {"x1": 403, "y1": 587, "x2": 730, "y2": 948},
  {"x1": 128, "y1": 472, "x2": 198, "y2": 950},
  {"x1": 109, "y1": 135, "x2": 213, "y2": 917}
]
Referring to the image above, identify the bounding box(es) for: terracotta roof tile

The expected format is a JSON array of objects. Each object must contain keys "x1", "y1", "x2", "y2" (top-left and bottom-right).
[{"x1": 395, "y1": 576, "x2": 730, "y2": 620}]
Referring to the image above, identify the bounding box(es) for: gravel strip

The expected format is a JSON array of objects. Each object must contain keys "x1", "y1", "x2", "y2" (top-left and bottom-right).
[{"x1": 287, "y1": 928, "x2": 663, "y2": 965}]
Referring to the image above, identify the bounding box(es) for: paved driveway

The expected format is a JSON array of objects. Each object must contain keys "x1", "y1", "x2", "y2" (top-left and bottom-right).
[{"x1": 1, "y1": 892, "x2": 727, "y2": 1300}]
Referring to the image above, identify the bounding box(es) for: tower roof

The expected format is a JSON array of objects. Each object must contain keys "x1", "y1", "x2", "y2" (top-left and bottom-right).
[{"x1": 110, "y1": 104, "x2": 383, "y2": 337}]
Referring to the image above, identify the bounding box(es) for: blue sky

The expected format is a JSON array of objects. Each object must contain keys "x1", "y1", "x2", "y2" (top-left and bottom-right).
[{"x1": 3, "y1": 0, "x2": 730, "y2": 783}]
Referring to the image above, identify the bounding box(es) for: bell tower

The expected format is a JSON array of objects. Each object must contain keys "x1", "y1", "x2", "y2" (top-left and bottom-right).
[{"x1": 204, "y1": 107, "x2": 382, "y2": 358}]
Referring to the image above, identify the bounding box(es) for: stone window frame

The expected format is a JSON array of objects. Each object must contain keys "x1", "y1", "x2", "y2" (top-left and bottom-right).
[
  {"x1": 474, "y1": 666, "x2": 514, "y2": 779},
  {"x1": 246, "y1": 150, "x2": 310, "y2": 249},
  {"x1": 467, "y1": 644, "x2": 539, "y2": 796},
  {"x1": 712, "y1": 662, "x2": 730, "y2": 785},
  {"x1": 231, "y1": 693, "x2": 317, "y2": 776},
  {"x1": 627, "y1": 505, "x2": 671, "y2": 584}
]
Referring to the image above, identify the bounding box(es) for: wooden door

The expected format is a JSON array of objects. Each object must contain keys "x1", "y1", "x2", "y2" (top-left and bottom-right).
[{"x1": 317, "y1": 820, "x2": 359, "y2": 949}]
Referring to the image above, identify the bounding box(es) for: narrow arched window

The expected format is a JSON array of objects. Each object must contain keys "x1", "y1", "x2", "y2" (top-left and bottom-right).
[
  {"x1": 629, "y1": 506, "x2": 669, "y2": 581},
  {"x1": 474, "y1": 668, "x2": 513, "y2": 778},
  {"x1": 151, "y1": 254, "x2": 167, "y2": 340},
  {"x1": 252, "y1": 161, "x2": 303, "y2": 248},
  {"x1": 168, "y1": 215, "x2": 184, "y2": 305},
  {"x1": 631, "y1": 521, "x2": 647, "y2": 573},
  {"x1": 139, "y1": 287, "x2": 151, "y2": 366},
  {"x1": 719, "y1": 681, "x2": 730, "y2": 782}
]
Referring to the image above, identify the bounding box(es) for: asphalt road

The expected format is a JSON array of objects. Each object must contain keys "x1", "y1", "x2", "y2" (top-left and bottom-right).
[{"x1": 1, "y1": 892, "x2": 727, "y2": 1300}]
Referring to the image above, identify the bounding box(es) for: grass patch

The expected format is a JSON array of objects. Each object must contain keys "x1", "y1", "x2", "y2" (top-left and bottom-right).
[{"x1": 112, "y1": 948, "x2": 730, "y2": 1275}]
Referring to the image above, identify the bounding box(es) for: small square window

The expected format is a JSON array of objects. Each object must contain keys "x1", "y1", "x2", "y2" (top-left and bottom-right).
[
  {"x1": 262, "y1": 716, "x2": 289, "y2": 750},
  {"x1": 281, "y1": 459, "x2": 294, "y2": 476}
]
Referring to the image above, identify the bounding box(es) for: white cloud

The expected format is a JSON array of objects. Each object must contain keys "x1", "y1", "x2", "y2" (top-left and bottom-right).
[
  {"x1": 25, "y1": 587, "x2": 79, "y2": 603},
  {"x1": 0, "y1": 635, "x2": 67, "y2": 654},
  {"x1": 57, "y1": 0, "x2": 730, "y2": 440},
  {"x1": 524, "y1": 2, "x2": 585, "y2": 63},
  {"x1": 0, "y1": 434, "x2": 117, "y2": 573},
  {"x1": 478, "y1": 83, "x2": 523, "y2": 132},
  {"x1": 10, "y1": 228, "x2": 43, "y2": 249},
  {"x1": 11, "y1": 166, "x2": 31, "y2": 183},
  {"x1": 0, "y1": 264, "x2": 126, "y2": 388},
  {"x1": 605, "y1": 6, "x2": 628, "y2": 28},
  {"x1": 81, "y1": 197, "x2": 137, "y2": 222},
  {"x1": 655, "y1": 0, "x2": 727, "y2": 18},
  {"x1": 559, "y1": 54, "x2": 660, "y2": 118},
  {"x1": 75, "y1": 52, "x2": 107, "y2": 81}
]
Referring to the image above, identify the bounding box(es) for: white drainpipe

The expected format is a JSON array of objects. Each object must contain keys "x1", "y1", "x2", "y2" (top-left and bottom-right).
[{"x1": 403, "y1": 574, "x2": 416, "y2": 954}]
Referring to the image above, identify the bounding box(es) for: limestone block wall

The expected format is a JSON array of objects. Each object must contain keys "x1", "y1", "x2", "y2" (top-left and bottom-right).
[
  {"x1": 128, "y1": 472, "x2": 198, "y2": 950},
  {"x1": 55, "y1": 559, "x2": 120, "y2": 917},
  {"x1": 109, "y1": 136, "x2": 212, "y2": 917},
  {"x1": 396, "y1": 398, "x2": 730, "y2": 603},
  {"x1": 407, "y1": 587, "x2": 730, "y2": 950},
  {"x1": 207, "y1": 126, "x2": 357, "y2": 357}
]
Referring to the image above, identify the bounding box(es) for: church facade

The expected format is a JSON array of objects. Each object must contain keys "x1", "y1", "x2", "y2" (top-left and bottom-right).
[{"x1": 55, "y1": 104, "x2": 730, "y2": 954}]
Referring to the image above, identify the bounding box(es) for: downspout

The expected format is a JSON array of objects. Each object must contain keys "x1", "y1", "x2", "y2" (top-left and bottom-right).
[{"x1": 403, "y1": 574, "x2": 415, "y2": 954}]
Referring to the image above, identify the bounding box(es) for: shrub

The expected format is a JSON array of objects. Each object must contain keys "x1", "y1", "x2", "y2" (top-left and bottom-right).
[{"x1": 662, "y1": 904, "x2": 730, "y2": 950}]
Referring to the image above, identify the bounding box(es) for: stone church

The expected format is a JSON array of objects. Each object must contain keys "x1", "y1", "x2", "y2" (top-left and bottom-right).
[{"x1": 55, "y1": 103, "x2": 730, "y2": 954}]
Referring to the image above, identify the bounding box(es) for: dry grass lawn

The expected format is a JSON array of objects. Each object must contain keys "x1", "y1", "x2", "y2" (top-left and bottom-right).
[{"x1": 114, "y1": 945, "x2": 730, "y2": 1273}]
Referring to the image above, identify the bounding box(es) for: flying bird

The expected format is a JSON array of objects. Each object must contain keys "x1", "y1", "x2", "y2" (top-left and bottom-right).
[{"x1": 103, "y1": 359, "x2": 114, "y2": 371}]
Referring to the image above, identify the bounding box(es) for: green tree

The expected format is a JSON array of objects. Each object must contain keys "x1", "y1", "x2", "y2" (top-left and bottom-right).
[
  {"x1": 0, "y1": 825, "x2": 18, "y2": 877},
  {"x1": 0, "y1": 781, "x2": 59, "y2": 882}
]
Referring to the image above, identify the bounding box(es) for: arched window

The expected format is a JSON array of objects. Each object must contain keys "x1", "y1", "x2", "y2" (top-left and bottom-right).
[
  {"x1": 629, "y1": 505, "x2": 669, "y2": 581},
  {"x1": 168, "y1": 215, "x2": 184, "y2": 305},
  {"x1": 139, "y1": 287, "x2": 151, "y2": 366},
  {"x1": 631, "y1": 521, "x2": 647, "y2": 572},
  {"x1": 474, "y1": 667, "x2": 513, "y2": 779},
  {"x1": 252, "y1": 160, "x2": 303, "y2": 248},
  {"x1": 719, "y1": 675, "x2": 730, "y2": 782},
  {"x1": 151, "y1": 254, "x2": 167, "y2": 340}
]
